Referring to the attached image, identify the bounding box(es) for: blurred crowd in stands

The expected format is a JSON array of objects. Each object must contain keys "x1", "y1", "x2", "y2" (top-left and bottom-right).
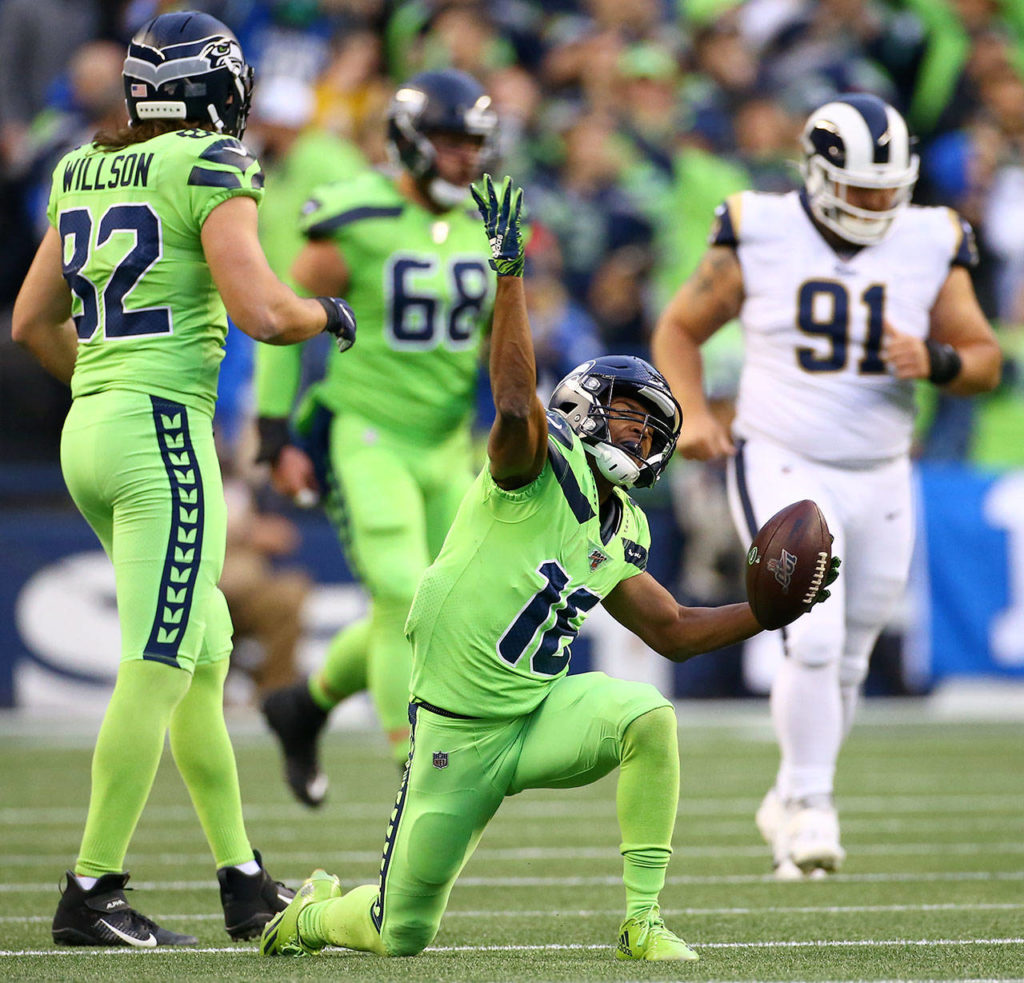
[
  {"x1": 3, "y1": 0, "x2": 1020, "y2": 699},
  {"x1": 3, "y1": 0, "x2": 1024, "y2": 474},
  {"x1": 3, "y1": 0, "x2": 1024, "y2": 472}
]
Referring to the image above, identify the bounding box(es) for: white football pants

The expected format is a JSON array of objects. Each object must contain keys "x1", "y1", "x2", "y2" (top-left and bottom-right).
[{"x1": 727, "y1": 437, "x2": 914, "y2": 802}]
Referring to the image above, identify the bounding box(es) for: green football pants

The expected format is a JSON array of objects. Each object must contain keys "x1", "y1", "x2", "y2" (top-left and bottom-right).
[
  {"x1": 60, "y1": 389, "x2": 232, "y2": 670},
  {"x1": 319, "y1": 410, "x2": 474, "y2": 733},
  {"x1": 374, "y1": 672, "x2": 671, "y2": 955}
]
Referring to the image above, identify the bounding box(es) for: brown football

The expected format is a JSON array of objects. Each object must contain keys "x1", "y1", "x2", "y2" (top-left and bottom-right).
[{"x1": 745, "y1": 500, "x2": 833, "y2": 631}]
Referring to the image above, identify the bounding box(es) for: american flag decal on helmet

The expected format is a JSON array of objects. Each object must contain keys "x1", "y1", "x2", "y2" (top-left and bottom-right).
[{"x1": 131, "y1": 83, "x2": 148, "y2": 96}]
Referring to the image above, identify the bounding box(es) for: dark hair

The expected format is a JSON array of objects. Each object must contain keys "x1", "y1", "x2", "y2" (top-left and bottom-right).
[{"x1": 93, "y1": 119, "x2": 214, "y2": 151}]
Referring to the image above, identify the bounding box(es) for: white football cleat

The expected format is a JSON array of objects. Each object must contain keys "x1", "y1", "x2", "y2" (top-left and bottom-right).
[
  {"x1": 773, "y1": 858, "x2": 806, "y2": 881},
  {"x1": 755, "y1": 787, "x2": 783, "y2": 846},
  {"x1": 783, "y1": 800, "x2": 845, "y2": 875}
]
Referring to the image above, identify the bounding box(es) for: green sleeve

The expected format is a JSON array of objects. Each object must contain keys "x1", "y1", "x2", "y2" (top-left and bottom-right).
[{"x1": 184, "y1": 135, "x2": 265, "y2": 228}]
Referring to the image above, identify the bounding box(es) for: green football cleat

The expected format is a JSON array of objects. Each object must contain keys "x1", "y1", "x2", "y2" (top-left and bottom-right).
[
  {"x1": 615, "y1": 905, "x2": 699, "y2": 962},
  {"x1": 259, "y1": 869, "x2": 340, "y2": 957}
]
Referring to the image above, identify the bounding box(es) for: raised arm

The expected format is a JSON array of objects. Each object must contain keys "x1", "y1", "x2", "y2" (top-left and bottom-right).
[
  {"x1": 651, "y1": 243, "x2": 744, "y2": 460},
  {"x1": 472, "y1": 175, "x2": 548, "y2": 489}
]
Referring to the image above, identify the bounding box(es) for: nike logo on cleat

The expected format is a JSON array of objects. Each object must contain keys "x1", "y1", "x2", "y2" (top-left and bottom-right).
[
  {"x1": 99, "y1": 918, "x2": 156, "y2": 947},
  {"x1": 277, "y1": 891, "x2": 292, "y2": 905}
]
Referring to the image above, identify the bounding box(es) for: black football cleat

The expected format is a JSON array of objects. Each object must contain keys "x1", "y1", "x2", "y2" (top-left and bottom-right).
[
  {"x1": 52, "y1": 871, "x2": 197, "y2": 947},
  {"x1": 261, "y1": 682, "x2": 329, "y2": 808},
  {"x1": 219, "y1": 850, "x2": 295, "y2": 941}
]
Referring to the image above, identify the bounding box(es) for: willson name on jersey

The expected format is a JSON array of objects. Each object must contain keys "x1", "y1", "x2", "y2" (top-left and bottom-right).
[{"x1": 63, "y1": 152, "x2": 155, "y2": 193}]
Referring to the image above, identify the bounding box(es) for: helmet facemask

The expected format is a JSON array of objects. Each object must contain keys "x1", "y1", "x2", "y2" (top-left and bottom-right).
[
  {"x1": 550, "y1": 358, "x2": 682, "y2": 490},
  {"x1": 802, "y1": 152, "x2": 918, "y2": 246}
]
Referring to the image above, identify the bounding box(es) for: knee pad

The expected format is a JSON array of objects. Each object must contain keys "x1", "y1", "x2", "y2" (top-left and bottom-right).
[
  {"x1": 622, "y1": 704, "x2": 677, "y2": 762},
  {"x1": 785, "y1": 633, "x2": 839, "y2": 671}
]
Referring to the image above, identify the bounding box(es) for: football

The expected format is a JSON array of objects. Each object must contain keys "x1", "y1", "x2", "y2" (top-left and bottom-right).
[{"x1": 745, "y1": 500, "x2": 833, "y2": 631}]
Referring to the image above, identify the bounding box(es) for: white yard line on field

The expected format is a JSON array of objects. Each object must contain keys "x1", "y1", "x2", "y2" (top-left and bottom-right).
[
  {"x1": 3, "y1": 901, "x2": 1023, "y2": 924},
  {"x1": 2, "y1": 792, "x2": 1023, "y2": 826},
  {"x1": 1, "y1": 937, "x2": 1023, "y2": 957},
  {"x1": 5, "y1": 841, "x2": 1024, "y2": 867},
  {"x1": 3, "y1": 870, "x2": 1024, "y2": 893}
]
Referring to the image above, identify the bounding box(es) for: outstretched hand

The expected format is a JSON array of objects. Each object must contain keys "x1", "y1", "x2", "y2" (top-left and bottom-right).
[{"x1": 471, "y1": 173, "x2": 525, "y2": 277}]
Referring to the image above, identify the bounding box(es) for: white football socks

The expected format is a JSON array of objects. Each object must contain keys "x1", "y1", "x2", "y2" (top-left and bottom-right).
[{"x1": 771, "y1": 657, "x2": 841, "y2": 803}]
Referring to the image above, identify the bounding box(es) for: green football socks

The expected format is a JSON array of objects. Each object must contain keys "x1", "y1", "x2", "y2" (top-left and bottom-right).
[
  {"x1": 168, "y1": 657, "x2": 253, "y2": 867},
  {"x1": 300, "y1": 883, "x2": 388, "y2": 954},
  {"x1": 310, "y1": 617, "x2": 371, "y2": 711},
  {"x1": 313, "y1": 606, "x2": 412, "y2": 765},
  {"x1": 75, "y1": 660, "x2": 190, "y2": 877},
  {"x1": 617, "y1": 706, "x2": 680, "y2": 919}
]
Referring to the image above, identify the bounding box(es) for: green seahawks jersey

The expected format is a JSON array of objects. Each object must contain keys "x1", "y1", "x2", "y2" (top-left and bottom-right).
[
  {"x1": 47, "y1": 128, "x2": 264, "y2": 415},
  {"x1": 406, "y1": 413, "x2": 652, "y2": 719},
  {"x1": 258, "y1": 169, "x2": 494, "y2": 442}
]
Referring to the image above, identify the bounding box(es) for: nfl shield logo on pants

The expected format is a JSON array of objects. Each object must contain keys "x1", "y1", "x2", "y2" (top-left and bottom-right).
[{"x1": 432, "y1": 751, "x2": 449, "y2": 769}]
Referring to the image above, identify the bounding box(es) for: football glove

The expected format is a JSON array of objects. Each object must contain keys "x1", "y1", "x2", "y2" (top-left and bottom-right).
[
  {"x1": 316, "y1": 296, "x2": 357, "y2": 353},
  {"x1": 255, "y1": 416, "x2": 290, "y2": 465},
  {"x1": 471, "y1": 173, "x2": 525, "y2": 277},
  {"x1": 808, "y1": 555, "x2": 841, "y2": 609}
]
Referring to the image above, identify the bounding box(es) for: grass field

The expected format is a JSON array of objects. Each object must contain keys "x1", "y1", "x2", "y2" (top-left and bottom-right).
[{"x1": 2, "y1": 700, "x2": 1022, "y2": 982}]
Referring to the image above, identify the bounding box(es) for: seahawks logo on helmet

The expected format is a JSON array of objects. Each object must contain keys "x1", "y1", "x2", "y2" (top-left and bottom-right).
[
  {"x1": 201, "y1": 38, "x2": 244, "y2": 73},
  {"x1": 124, "y1": 12, "x2": 255, "y2": 139}
]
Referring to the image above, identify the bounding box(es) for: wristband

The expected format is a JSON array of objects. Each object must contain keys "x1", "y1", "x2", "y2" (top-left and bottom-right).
[
  {"x1": 924, "y1": 339, "x2": 962, "y2": 385},
  {"x1": 255, "y1": 416, "x2": 290, "y2": 465}
]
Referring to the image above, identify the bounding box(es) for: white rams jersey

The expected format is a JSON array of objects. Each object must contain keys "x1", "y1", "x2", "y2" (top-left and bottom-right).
[{"x1": 713, "y1": 190, "x2": 977, "y2": 463}]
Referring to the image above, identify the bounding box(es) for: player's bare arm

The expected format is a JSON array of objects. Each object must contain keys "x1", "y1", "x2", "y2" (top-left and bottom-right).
[
  {"x1": 473, "y1": 174, "x2": 548, "y2": 489},
  {"x1": 12, "y1": 226, "x2": 78, "y2": 384},
  {"x1": 291, "y1": 239, "x2": 351, "y2": 298},
  {"x1": 883, "y1": 267, "x2": 1001, "y2": 395},
  {"x1": 651, "y1": 245, "x2": 744, "y2": 461},
  {"x1": 203, "y1": 196, "x2": 352, "y2": 347},
  {"x1": 602, "y1": 572, "x2": 761, "y2": 662}
]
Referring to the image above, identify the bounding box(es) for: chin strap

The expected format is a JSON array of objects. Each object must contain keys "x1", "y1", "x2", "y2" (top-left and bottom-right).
[
  {"x1": 427, "y1": 177, "x2": 470, "y2": 209},
  {"x1": 586, "y1": 443, "x2": 641, "y2": 489}
]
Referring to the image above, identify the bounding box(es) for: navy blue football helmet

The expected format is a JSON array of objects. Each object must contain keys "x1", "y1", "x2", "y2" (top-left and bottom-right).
[
  {"x1": 387, "y1": 69, "x2": 498, "y2": 208},
  {"x1": 801, "y1": 93, "x2": 918, "y2": 245},
  {"x1": 123, "y1": 11, "x2": 254, "y2": 138},
  {"x1": 549, "y1": 356, "x2": 682, "y2": 489}
]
